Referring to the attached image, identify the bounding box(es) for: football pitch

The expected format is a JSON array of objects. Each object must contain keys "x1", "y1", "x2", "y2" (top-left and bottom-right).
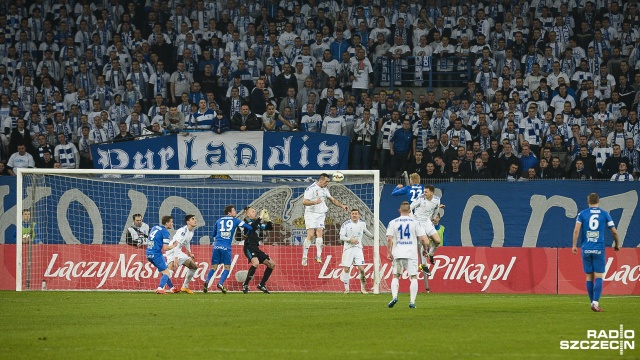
[{"x1": 0, "y1": 292, "x2": 638, "y2": 359}]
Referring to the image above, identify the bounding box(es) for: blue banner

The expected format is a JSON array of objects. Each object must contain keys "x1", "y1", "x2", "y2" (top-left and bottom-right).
[
  {"x1": 91, "y1": 131, "x2": 349, "y2": 171},
  {"x1": 380, "y1": 181, "x2": 640, "y2": 248},
  {"x1": 91, "y1": 135, "x2": 179, "y2": 170},
  {"x1": 263, "y1": 132, "x2": 349, "y2": 170}
]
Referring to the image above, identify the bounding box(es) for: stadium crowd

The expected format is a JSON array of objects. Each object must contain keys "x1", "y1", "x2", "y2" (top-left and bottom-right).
[{"x1": 0, "y1": 0, "x2": 640, "y2": 181}]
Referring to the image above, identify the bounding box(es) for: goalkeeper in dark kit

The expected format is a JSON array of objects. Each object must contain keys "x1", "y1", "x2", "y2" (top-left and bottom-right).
[{"x1": 241, "y1": 207, "x2": 276, "y2": 294}]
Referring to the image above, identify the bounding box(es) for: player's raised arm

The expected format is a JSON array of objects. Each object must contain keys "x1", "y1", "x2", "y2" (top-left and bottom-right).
[
  {"x1": 329, "y1": 196, "x2": 349, "y2": 211},
  {"x1": 391, "y1": 185, "x2": 407, "y2": 195}
]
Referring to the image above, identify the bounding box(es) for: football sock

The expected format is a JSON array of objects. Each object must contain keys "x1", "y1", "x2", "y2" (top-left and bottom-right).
[
  {"x1": 359, "y1": 269, "x2": 366, "y2": 287},
  {"x1": 244, "y1": 266, "x2": 257, "y2": 286},
  {"x1": 593, "y1": 278, "x2": 603, "y2": 302},
  {"x1": 429, "y1": 242, "x2": 440, "y2": 255},
  {"x1": 158, "y1": 274, "x2": 169, "y2": 289},
  {"x1": 586, "y1": 280, "x2": 594, "y2": 302},
  {"x1": 391, "y1": 277, "x2": 399, "y2": 299},
  {"x1": 205, "y1": 269, "x2": 215, "y2": 284},
  {"x1": 316, "y1": 238, "x2": 323, "y2": 258},
  {"x1": 166, "y1": 271, "x2": 174, "y2": 288},
  {"x1": 183, "y1": 269, "x2": 196, "y2": 288},
  {"x1": 260, "y1": 267, "x2": 273, "y2": 286},
  {"x1": 219, "y1": 269, "x2": 229, "y2": 285},
  {"x1": 410, "y1": 278, "x2": 418, "y2": 304},
  {"x1": 302, "y1": 239, "x2": 311, "y2": 258},
  {"x1": 341, "y1": 270, "x2": 350, "y2": 291}
]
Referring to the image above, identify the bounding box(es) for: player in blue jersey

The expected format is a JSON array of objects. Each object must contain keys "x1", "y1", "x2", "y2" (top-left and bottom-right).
[
  {"x1": 391, "y1": 172, "x2": 424, "y2": 204},
  {"x1": 203, "y1": 205, "x2": 253, "y2": 294},
  {"x1": 146, "y1": 216, "x2": 180, "y2": 295},
  {"x1": 572, "y1": 193, "x2": 620, "y2": 312}
]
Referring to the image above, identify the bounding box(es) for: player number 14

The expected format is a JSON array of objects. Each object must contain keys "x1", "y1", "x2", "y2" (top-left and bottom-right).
[{"x1": 397, "y1": 224, "x2": 410, "y2": 240}]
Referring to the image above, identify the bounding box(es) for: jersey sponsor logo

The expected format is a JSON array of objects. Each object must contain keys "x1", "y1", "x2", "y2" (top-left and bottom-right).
[
  {"x1": 583, "y1": 249, "x2": 602, "y2": 254},
  {"x1": 214, "y1": 245, "x2": 230, "y2": 250},
  {"x1": 586, "y1": 231, "x2": 599, "y2": 239}
]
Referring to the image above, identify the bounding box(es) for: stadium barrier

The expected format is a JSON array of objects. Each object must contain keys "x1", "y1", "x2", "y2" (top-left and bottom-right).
[{"x1": 1, "y1": 245, "x2": 638, "y2": 293}]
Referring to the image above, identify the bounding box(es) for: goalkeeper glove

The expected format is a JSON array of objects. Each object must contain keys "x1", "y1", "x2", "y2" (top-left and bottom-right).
[{"x1": 260, "y1": 209, "x2": 271, "y2": 222}]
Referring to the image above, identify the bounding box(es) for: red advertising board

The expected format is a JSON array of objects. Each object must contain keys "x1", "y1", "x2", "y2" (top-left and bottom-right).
[
  {"x1": 3, "y1": 245, "x2": 638, "y2": 293},
  {"x1": 557, "y1": 248, "x2": 640, "y2": 295}
]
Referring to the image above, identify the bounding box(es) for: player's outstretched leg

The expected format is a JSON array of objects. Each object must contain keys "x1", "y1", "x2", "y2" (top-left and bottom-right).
[
  {"x1": 217, "y1": 267, "x2": 230, "y2": 294},
  {"x1": 409, "y1": 277, "x2": 418, "y2": 308},
  {"x1": 388, "y1": 277, "x2": 399, "y2": 308},
  {"x1": 203, "y1": 267, "x2": 216, "y2": 293},
  {"x1": 341, "y1": 268, "x2": 350, "y2": 293},
  {"x1": 156, "y1": 274, "x2": 170, "y2": 294},
  {"x1": 167, "y1": 271, "x2": 179, "y2": 293},
  {"x1": 359, "y1": 268, "x2": 367, "y2": 294},
  {"x1": 315, "y1": 237, "x2": 323, "y2": 263},
  {"x1": 591, "y1": 277, "x2": 604, "y2": 312},
  {"x1": 302, "y1": 238, "x2": 311, "y2": 266},
  {"x1": 243, "y1": 266, "x2": 257, "y2": 294},
  {"x1": 257, "y1": 260, "x2": 275, "y2": 294}
]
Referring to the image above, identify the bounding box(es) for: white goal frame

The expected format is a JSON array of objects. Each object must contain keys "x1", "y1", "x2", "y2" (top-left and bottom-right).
[{"x1": 16, "y1": 169, "x2": 382, "y2": 293}]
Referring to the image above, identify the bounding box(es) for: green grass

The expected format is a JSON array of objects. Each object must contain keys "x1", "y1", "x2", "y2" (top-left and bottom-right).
[{"x1": 0, "y1": 292, "x2": 638, "y2": 360}]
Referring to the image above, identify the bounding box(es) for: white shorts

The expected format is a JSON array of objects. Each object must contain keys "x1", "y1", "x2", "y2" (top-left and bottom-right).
[
  {"x1": 419, "y1": 220, "x2": 438, "y2": 237},
  {"x1": 341, "y1": 247, "x2": 365, "y2": 267},
  {"x1": 166, "y1": 251, "x2": 190, "y2": 266},
  {"x1": 304, "y1": 213, "x2": 326, "y2": 229},
  {"x1": 393, "y1": 258, "x2": 419, "y2": 276}
]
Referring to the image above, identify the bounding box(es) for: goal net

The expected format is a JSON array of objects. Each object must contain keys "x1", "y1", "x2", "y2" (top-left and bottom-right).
[{"x1": 16, "y1": 169, "x2": 386, "y2": 293}]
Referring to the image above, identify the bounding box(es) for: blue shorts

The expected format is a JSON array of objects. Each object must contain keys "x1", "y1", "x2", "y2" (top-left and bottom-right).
[
  {"x1": 211, "y1": 247, "x2": 232, "y2": 265},
  {"x1": 582, "y1": 250, "x2": 605, "y2": 274},
  {"x1": 147, "y1": 253, "x2": 168, "y2": 272}
]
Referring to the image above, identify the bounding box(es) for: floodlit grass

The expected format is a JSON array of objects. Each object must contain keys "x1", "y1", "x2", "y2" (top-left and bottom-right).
[{"x1": 0, "y1": 292, "x2": 638, "y2": 359}]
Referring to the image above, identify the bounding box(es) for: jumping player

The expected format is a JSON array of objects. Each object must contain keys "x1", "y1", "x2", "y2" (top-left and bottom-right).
[
  {"x1": 410, "y1": 185, "x2": 444, "y2": 274},
  {"x1": 391, "y1": 172, "x2": 424, "y2": 204},
  {"x1": 301, "y1": 173, "x2": 349, "y2": 266}
]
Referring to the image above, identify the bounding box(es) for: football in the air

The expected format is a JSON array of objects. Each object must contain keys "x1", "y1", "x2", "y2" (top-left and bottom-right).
[{"x1": 332, "y1": 172, "x2": 344, "y2": 182}]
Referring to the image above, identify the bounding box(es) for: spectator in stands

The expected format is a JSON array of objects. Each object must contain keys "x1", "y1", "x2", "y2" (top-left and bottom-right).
[
  {"x1": 602, "y1": 144, "x2": 631, "y2": 179},
  {"x1": 611, "y1": 162, "x2": 635, "y2": 181},
  {"x1": 231, "y1": 104, "x2": 260, "y2": 131},
  {"x1": 7, "y1": 143, "x2": 35, "y2": 176}
]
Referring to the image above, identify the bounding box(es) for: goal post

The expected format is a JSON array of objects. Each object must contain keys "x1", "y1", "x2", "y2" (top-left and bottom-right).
[{"x1": 16, "y1": 169, "x2": 384, "y2": 293}]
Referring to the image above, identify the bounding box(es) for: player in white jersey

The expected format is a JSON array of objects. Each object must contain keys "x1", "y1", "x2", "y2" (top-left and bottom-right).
[
  {"x1": 165, "y1": 215, "x2": 199, "y2": 294},
  {"x1": 301, "y1": 173, "x2": 349, "y2": 266},
  {"x1": 339, "y1": 209, "x2": 373, "y2": 294},
  {"x1": 386, "y1": 202, "x2": 429, "y2": 309},
  {"x1": 410, "y1": 184, "x2": 444, "y2": 274}
]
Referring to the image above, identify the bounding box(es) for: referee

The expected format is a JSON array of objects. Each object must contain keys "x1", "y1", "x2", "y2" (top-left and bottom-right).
[{"x1": 242, "y1": 207, "x2": 276, "y2": 294}]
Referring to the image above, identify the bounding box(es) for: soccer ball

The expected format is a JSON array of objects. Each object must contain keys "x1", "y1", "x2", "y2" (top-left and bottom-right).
[{"x1": 332, "y1": 172, "x2": 344, "y2": 182}]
